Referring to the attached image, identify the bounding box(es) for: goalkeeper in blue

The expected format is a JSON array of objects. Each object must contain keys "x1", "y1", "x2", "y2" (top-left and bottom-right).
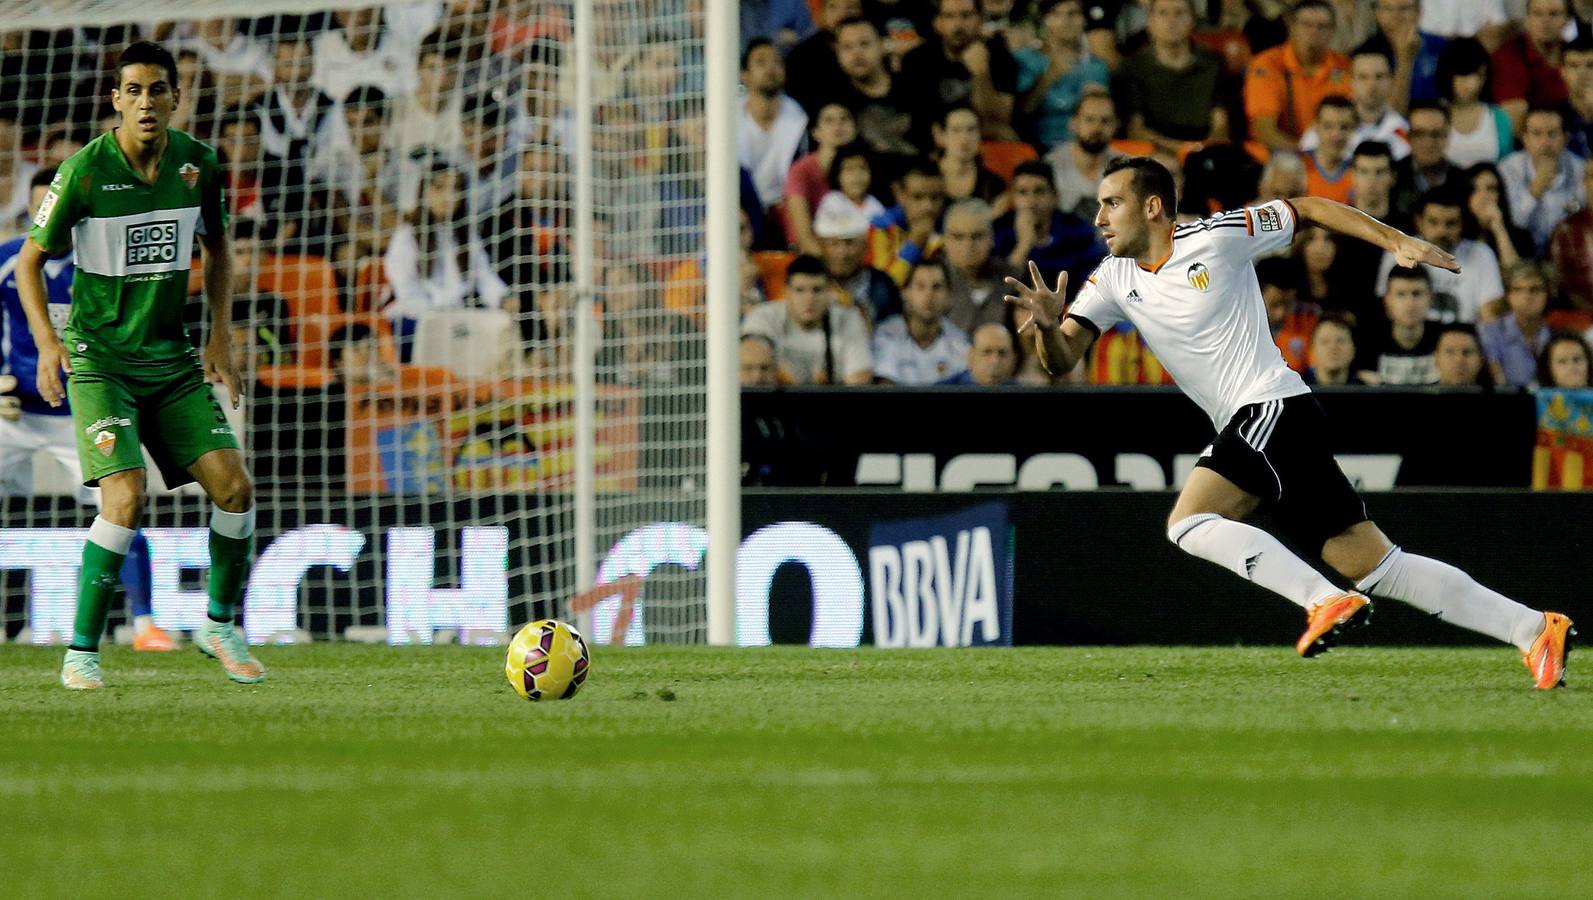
[{"x1": 1, "y1": 166, "x2": 176, "y2": 652}]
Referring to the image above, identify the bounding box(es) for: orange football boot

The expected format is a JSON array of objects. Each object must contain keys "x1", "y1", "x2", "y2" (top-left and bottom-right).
[
  {"x1": 1296, "y1": 593, "x2": 1372, "y2": 657},
  {"x1": 133, "y1": 624, "x2": 180, "y2": 652},
  {"x1": 1523, "y1": 612, "x2": 1574, "y2": 689}
]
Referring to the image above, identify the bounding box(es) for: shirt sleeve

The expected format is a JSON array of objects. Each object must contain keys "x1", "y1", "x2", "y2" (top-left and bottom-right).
[
  {"x1": 1066, "y1": 267, "x2": 1122, "y2": 335},
  {"x1": 28, "y1": 159, "x2": 86, "y2": 255},
  {"x1": 198, "y1": 143, "x2": 229, "y2": 239},
  {"x1": 840, "y1": 306, "x2": 874, "y2": 379},
  {"x1": 1220, "y1": 199, "x2": 1300, "y2": 259}
]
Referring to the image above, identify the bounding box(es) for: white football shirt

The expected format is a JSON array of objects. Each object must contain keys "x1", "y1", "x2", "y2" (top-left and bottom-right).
[{"x1": 1068, "y1": 199, "x2": 1310, "y2": 429}]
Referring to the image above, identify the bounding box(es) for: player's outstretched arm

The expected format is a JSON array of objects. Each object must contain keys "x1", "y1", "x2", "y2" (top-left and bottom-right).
[
  {"x1": 1003, "y1": 261, "x2": 1095, "y2": 376},
  {"x1": 1290, "y1": 196, "x2": 1461, "y2": 273},
  {"x1": 15, "y1": 238, "x2": 71, "y2": 407}
]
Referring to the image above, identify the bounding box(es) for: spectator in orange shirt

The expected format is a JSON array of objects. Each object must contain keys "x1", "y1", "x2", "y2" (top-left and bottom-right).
[
  {"x1": 1244, "y1": 0, "x2": 1353, "y2": 150},
  {"x1": 1258, "y1": 256, "x2": 1320, "y2": 373},
  {"x1": 1303, "y1": 96, "x2": 1357, "y2": 203}
]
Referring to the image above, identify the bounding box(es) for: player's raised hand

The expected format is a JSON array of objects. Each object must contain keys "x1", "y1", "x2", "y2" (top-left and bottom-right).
[
  {"x1": 34, "y1": 338, "x2": 71, "y2": 408},
  {"x1": 1392, "y1": 234, "x2": 1461, "y2": 273},
  {"x1": 203, "y1": 336, "x2": 243, "y2": 409},
  {"x1": 1003, "y1": 260, "x2": 1068, "y2": 333}
]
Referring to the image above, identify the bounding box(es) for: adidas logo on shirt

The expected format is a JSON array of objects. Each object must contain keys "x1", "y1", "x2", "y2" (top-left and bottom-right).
[{"x1": 1126, "y1": 289, "x2": 1143, "y2": 303}]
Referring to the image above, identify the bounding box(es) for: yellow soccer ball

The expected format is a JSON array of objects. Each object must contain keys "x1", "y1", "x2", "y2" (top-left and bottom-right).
[{"x1": 506, "y1": 620, "x2": 591, "y2": 701}]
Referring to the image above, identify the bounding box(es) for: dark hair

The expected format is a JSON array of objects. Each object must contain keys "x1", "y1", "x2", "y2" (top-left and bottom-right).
[
  {"x1": 411, "y1": 162, "x2": 474, "y2": 284},
  {"x1": 1458, "y1": 162, "x2": 1516, "y2": 242},
  {"x1": 1436, "y1": 322, "x2": 1480, "y2": 344},
  {"x1": 418, "y1": 29, "x2": 460, "y2": 62},
  {"x1": 1351, "y1": 140, "x2": 1395, "y2": 164},
  {"x1": 1538, "y1": 331, "x2": 1593, "y2": 387},
  {"x1": 1312, "y1": 310, "x2": 1358, "y2": 337},
  {"x1": 232, "y1": 217, "x2": 263, "y2": 241},
  {"x1": 904, "y1": 258, "x2": 951, "y2": 287},
  {"x1": 328, "y1": 322, "x2": 375, "y2": 369},
  {"x1": 1289, "y1": 0, "x2": 1335, "y2": 22},
  {"x1": 1255, "y1": 256, "x2": 1303, "y2": 291},
  {"x1": 833, "y1": 15, "x2": 880, "y2": 35},
  {"x1": 1315, "y1": 95, "x2": 1355, "y2": 119},
  {"x1": 1102, "y1": 156, "x2": 1177, "y2": 218},
  {"x1": 1011, "y1": 159, "x2": 1057, "y2": 189},
  {"x1": 462, "y1": 92, "x2": 503, "y2": 129},
  {"x1": 1385, "y1": 264, "x2": 1432, "y2": 289},
  {"x1": 1416, "y1": 186, "x2": 1463, "y2": 216},
  {"x1": 827, "y1": 141, "x2": 874, "y2": 186},
  {"x1": 785, "y1": 254, "x2": 830, "y2": 282},
  {"x1": 1435, "y1": 37, "x2": 1491, "y2": 102},
  {"x1": 1525, "y1": 105, "x2": 1568, "y2": 129},
  {"x1": 29, "y1": 166, "x2": 57, "y2": 191},
  {"x1": 1407, "y1": 101, "x2": 1450, "y2": 123},
  {"x1": 1568, "y1": 33, "x2": 1593, "y2": 56},
  {"x1": 897, "y1": 157, "x2": 944, "y2": 184},
  {"x1": 343, "y1": 85, "x2": 389, "y2": 112},
  {"x1": 219, "y1": 103, "x2": 260, "y2": 132},
  {"x1": 1350, "y1": 42, "x2": 1394, "y2": 69},
  {"x1": 741, "y1": 38, "x2": 777, "y2": 71},
  {"x1": 117, "y1": 41, "x2": 179, "y2": 86}
]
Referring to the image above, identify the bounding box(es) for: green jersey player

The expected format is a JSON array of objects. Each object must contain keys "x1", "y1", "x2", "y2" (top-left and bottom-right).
[{"x1": 16, "y1": 41, "x2": 265, "y2": 688}]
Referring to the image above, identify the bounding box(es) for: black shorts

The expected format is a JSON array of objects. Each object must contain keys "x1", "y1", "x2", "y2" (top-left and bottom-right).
[{"x1": 1194, "y1": 393, "x2": 1368, "y2": 554}]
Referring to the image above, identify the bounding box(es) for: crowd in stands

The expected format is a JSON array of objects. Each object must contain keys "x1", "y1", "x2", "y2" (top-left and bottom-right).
[{"x1": 5, "y1": 0, "x2": 1593, "y2": 413}]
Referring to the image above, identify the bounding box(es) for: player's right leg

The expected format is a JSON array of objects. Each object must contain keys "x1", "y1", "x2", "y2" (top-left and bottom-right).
[
  {"x1": 61, "y1": 372, "x2": 150, "y2": 689},
  {"x1": 44, "y1": 419, "x2": 175, "y2": 651},
  {"x1": 1167, "y1": 468, "x2": 1368, "y2": 655}
]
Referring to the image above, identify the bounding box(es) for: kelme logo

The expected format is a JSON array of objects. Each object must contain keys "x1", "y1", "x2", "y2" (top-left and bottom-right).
[{"x1": 126, "y1": 220, "x2": 178, "y2": 265}]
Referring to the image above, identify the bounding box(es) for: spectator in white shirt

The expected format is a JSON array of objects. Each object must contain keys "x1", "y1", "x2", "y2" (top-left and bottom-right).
[
  {"x1": 1499, "y1": 106, "x2": 1589, "y2": 253},
  {"x1": 740, "y1": 255, "x2": 873, "y2": 384},
  {"x1": 1376, "y1": 187, "x2": 1504, "y2": 323},
  {"x1": 254, "y1": 33, "x2": 335, "y2": 160},
  {"x1": 1302, "y1": 46, "x2": 1410, "y2": 160},
  {"x1": 388, "y1": 31, "x2": 465, "y2": 195},
  {"x1": 738, "y1": 38, "x2": 809, "y2": 211},
  {"x1": 872, "y1": 260, "x2": 973, "y2": 385},
  {"x1": 384, "y1": 162, "x2": 509, "y2": 359},
  {"x1": 311, "y1": 7, "x2": 427, "y2": 102}
]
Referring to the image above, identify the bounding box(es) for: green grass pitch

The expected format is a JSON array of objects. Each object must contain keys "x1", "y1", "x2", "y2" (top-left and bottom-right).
[{"x1": 2, "y1": 643, "x2": 1591, "y2": 898}]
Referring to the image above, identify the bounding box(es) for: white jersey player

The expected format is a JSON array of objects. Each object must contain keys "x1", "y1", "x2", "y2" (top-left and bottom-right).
[{"x1": 1003, "y1": 156, "x2": 1573, "y2": 689}]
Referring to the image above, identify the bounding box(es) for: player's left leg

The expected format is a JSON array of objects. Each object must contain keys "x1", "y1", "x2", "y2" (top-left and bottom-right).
[
  {"x1": 185, "y1": 448, "x2": 265, "y2": 684},
  {"x1": 141, "y1": 367, "x2": 263, "y2": 683},
  {"x1": 1322, "y1": 522, "x2": 1574, "y2": 689}
]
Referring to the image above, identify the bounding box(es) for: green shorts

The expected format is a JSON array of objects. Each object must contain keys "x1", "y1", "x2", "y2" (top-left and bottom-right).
[{"x1": 67, "y1": 365, "x2": 239, "y2": 488}]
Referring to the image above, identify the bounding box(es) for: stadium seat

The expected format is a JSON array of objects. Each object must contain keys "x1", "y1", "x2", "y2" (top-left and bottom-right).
[
  {"x1": 753, "y1": 251, "x2": 796, "y2": 301},
  {"x1": 979, "y1": 140, "x2": 1039, "y2": 183},
  {"x1": 257, "y1": 254, "x2": 341, "y2": 324},
  {"x1": 256, "y1": 364, "x2": 336, "y2": 391},
  {"x1": 412, "y1": 308, "x2": 517, "y2": 380},
  {"x1": 295, "y1": 312, "x2": 398, "y2": 369},
  {"x1": 352, "y1": 256, "x2": 390, "y2": 313}
]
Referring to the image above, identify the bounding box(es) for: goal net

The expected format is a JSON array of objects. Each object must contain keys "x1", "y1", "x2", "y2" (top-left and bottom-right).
[{"x1": 0, "y1": 1, "x2": 710, "y2": 645}]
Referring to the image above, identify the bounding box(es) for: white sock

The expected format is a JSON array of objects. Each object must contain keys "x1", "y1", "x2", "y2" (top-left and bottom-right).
[
  {"x1": 134, "y1": 614, "x2": 153, "y2": 632},
  {"x1": 210, "y1": 504, "x2": 256, "y2": 539},
  {"x1": 87, "y1": 516, "x2": 135, "y2": 554},
  {"x1": 1168, "y1": 514, "x2": 1343, "y2": 610},
  {"x1": 1356, "y1": 547, "x2": 1544, "y2": 651}
]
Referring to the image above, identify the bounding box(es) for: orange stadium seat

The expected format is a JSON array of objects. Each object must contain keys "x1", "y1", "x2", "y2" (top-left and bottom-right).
[
  {"x1": 257, "y1": 254, "x2": 341, "y2": 323},
  {"x1": 753, "y1": 250, "x2": 796, "y2": 300},
  {"x1": 295, "y1": 312, "x2": 398, "y2": 369},
  {"x1": 352, "y1": 256, "x2": 390, "y2": 313},
  {"x1": 980, "y1": 140, "x2": 1039, "y2": 183}
]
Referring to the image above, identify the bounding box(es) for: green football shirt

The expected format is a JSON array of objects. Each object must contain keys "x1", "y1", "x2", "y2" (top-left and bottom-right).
[{"x1": 29, "y1": 128, "x2": 228, "y2": 375}]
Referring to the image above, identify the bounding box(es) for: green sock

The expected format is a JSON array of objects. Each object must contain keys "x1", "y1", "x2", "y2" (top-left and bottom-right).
[
  {"x1": 72, "y1": 541, "x2": 126, "y2": 651},
  {"x1": 207, "y1": 530, "x2": 254, "y2": 623}
]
